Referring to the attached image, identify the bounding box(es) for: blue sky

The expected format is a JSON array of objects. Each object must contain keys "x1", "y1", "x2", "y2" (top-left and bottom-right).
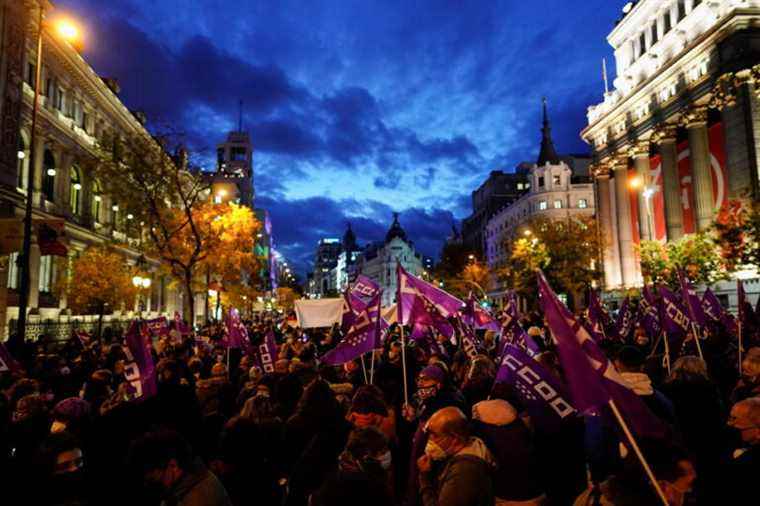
[{"x1": 58, "y1": 0, "x2": 623, "y2": 275}]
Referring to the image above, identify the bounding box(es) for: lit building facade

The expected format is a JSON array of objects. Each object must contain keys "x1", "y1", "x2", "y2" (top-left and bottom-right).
[
  {"x1": 205, "y1": 131, "x2": 254, "y2": 207},
  {"x1": 0, "y1": 1, "x2": 182, "y2": 336},
  {"x1": 582, "y1": 0, "x2": 760, "y2": 304},
  {"x1": 356, "y1": 213, "x2": 424, "y2": 307}
]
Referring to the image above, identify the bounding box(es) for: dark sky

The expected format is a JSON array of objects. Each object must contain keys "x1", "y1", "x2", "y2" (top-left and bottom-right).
[{"x1": 57, "y1": 0, "x2": 623, "y2": 275}]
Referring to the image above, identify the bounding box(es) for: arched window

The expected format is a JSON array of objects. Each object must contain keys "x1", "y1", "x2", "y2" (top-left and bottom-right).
[
  {"x1": 91, "y1": 181, "x2": 102, "y2": 223},
  {"x1": 69, "y1": 165, "x2": 82, "y2": 215},
  {"x1": 17, "y1": 136, "x2": 28, "y2": 189},
  {"x1": 42, "y1": 149, "x2": 56, "y2": 202}
]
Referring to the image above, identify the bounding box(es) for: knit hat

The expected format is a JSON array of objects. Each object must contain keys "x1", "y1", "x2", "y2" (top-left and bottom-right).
[
  {"x1": 419, "y1": 364, "x2": 446, "y2": 384},
  {"x1": 53, "y1": 397, "x2": 91, "y2": 422},
  {"x1": 472, "y1": 399, "x2": 517, "y2": 426}
]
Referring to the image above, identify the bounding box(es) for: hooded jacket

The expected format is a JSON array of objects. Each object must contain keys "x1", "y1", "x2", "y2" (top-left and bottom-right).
[
  {"x1": 419, "y1": 436, "x2": 495, "y2": 506},
  {"x1": 471, "y1": 399, "x2": 545, "y2": 504}
]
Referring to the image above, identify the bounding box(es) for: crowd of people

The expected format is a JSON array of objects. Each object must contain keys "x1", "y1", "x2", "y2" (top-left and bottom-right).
[{"x1": 1, "y1": 301, "x2": 759, "y2": 506}]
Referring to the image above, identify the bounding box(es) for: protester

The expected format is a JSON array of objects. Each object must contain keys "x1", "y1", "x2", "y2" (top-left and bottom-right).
[
  {"x1": 723, "y1": 396, "x2": 760, "y2": 503},
  {"x1": 417, "y1": 406, "x2": 495, "y2": 506}
]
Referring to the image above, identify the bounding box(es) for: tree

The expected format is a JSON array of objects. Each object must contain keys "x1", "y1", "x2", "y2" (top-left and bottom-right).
[
  {"x1": 433, "y1": 241, "x2": 480, "y2": 299},
  {"x1": 714, "y1": 199, "x2": 760, "y2": 272},
  {"x1": 496, "y1": 216, "x2": 601, "y2": 308},
  {"x1": 275, "y1": 287, "x2": 299, "y2": 312},
  {"x1": 95, "y1": 131, "x2": 211, "y2": 325},
  {"x1": 58, "y1": 245, "x2": 138, "y2": 334},
  {"x1": 638, "y1": 232, "x2": 729, "y2": 288}
]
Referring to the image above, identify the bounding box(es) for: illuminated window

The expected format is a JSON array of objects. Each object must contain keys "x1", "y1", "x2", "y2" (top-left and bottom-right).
[
  {"x1": 70, "y1": 165, "x2": 82, "y2": 215},
  {"x1": 42, "y1": 149, "x2": 56, "y2": 202},
  {"x1": 91, "y1": 181, "x2": 102, "y2": 223},
  {"x1": 554, "y1": 200, "x2": 563, "y2": 209},
  {"x1": 39, "y1": 255, "x2": 55, "y2": 293},
  {"x1": 578, "y1": 199, "x2": 588, "y2": 209},
  {"x1": 7, "y1": 252, "x2": 19, "y2": 289},
  {"x1": 538, "y1": 201, "x2": 547, "y2": 211}
]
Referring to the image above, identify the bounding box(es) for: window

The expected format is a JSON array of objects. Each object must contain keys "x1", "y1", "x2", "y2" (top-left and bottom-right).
[
  {"x1": 677, "y1": 0, "x2": 686, "y2": 21},
  {"x1": 578, "y1": 199, "x2": 588, "y2": 209},
  {"x1": 17, "y1": 137, "x2": 27, "y2": 189},
  {"x1": 651, "y1": 22, "x2": 658, "y2": 45},
  {"x1": 664, "y1": 10, "x2": 672, "y2": 33},
  {"x1": 217, "y1": 148, "x2": 225, "y2": 166},
  {"x1": 45, "y1": 77, "x2": 54, "y2": 97},
  {"x1": 538, "y1": 200, "x2": 547, "y2": 211},
  {"x1": 42, "y1": 149, "x2": 56, "y2": 202},
  {"x1": 81, "y1": 110, "x2": 89, "y2": 132},
  {"x1": 639, "y1": 32, "x2": 646, "y2": 57},
  {"x1": 26, "y1": 62, "x2": 35, "y2": 87},
  {"x1": 553, "y1": 175, "x2": 561, "y2": 186},
  {"x1": 538, "y1": 176, "x2": 545, "y2": 188},
  {"x1": 554, "y1": 199, "x2": 563, "y2": 209},
  {"x1": 7, "y1": 252, "x2": 19, "y2": 290},
  {"x1": 70, "y1": 165, "x2": 82, "y2": 215},
  {"x1": 231, "y1": 146, "x2": 247, "y2": 161},
  {"x1": 112, "y1": 202, "x2": 123, "y2": 229},
  {"x1": 39, "y1": 255, "x2": 55, "y2": 293},
  {"x1": 55, "y1": 87, "x2": 64, "y2": 110},
  {"x1": 91, "y1": 181, "x2": 102, "y2": 223}
]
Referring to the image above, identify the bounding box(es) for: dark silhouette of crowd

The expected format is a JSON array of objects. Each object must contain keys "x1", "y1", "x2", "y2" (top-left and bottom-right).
[{"x1": 1, "y1": 309, "x2": 759, "y2": 506}]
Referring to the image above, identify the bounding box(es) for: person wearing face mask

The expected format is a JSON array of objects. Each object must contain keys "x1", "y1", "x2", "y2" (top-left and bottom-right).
[
  {"x1": 722, "y1": 397, "x2": 760, "y2": 504},
  {"x1": 38, "y1": 431, "x2": 92, "y2": 505},
  {"x1": 338, "y1": 427, "x2": 395, "y2": 502},
  {"x1": 417, "y1": 406, "x2": 496, "y2": 506},
  {"x1": 729, "y1": 347, "x2": 760, "y2": 405},
  {"x1": 129, "y1": 429, "x2": 232, "y2": 506}
]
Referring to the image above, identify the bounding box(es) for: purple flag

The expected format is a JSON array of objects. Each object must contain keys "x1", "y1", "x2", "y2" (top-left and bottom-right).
[
  {"x1": 225, "y1": 308, "x2": 251, "y2": 351},
  {"x1": 173, "y1": 311, "x2": 192, "y2": 337},
  {"x1": 144, "y1": 316, "x2": 170, "y2": 338},
  {"x1": 0, "y1": 342, "x2": 22, "y2": 374},
  {"x1": 539, "y1": 272, "x2": 668, "y2": 439},
  {"x1": 586, "y1": 291, "x2": 609, "y2": 342},
  {"x1": 498, "y1": 292, "x2": 540, "y2": 356},
  {"x1": 351, "y1": 275, "x2": 380, "y2": 308},
  {"x1": 678, "y1": 270, "x2": 707, "y2": 327},
  {"x1": 639, "y1": 287, "x2": 662, "y2": 338},
  {"x1": 462, "y1": 293, "x2": 501, "y2": 332},
  {"x1": 322, "y1": 291, "x2": 383, "y2": 365},
  {"x1": 659, "y1": 286, "x2": 691, "y2": 336},
  {"x1": 123, "y1": 321, "x2": 157, "y2": 399},
  {"x1": 702, "y1": 288, "x2": 737, "y2": 335},
  {"x1": 496, "y1": 344, "x2": 576, "y2": 432},
  {"x1": 253, "y1": 331, "x2": 279, "y2": 373},
  {"x1": 397, "y1": 264, "x2": 463, "y2": 334},
  {"x1": 614, "y1": 297, "x2": 637, "y2": 342},
  {"x1": 460, "y1": 323, "x2": 484, "y2": 360}
]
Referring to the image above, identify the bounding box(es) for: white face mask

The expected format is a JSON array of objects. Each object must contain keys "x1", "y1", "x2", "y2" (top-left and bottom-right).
[
  {"x1": 51, "y1": 420, "x2": 67, "y2": 434},
  {"x1": 424, "y1": 439, "x2": 448, "y2": 461},
  {"x1": 377, "y1": 451, "x2": 392, "y2": 470}
]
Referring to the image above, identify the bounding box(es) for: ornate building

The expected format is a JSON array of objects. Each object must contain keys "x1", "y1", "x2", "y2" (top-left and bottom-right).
[
  {"x1": 0, "y1": 1, "x2": 181, "y2": 336},
  {"x1": 356, "y1": 213, "x2": 424, "y2": 307},
  {"x1": 582, "y1": 0, "x2": 760, "y2": 302},
  {"x1": 486, "y1": 100, "x2": 595, "y2": 302}
]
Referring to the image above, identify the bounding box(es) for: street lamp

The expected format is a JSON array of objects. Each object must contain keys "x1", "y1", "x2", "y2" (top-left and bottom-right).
[{"x1": 17, "y1": 8, "x2": 81, "y2": 340}]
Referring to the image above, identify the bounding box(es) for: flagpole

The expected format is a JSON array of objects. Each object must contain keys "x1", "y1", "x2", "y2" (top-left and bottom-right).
[
  {"x1": 370, "y1": 348, "x2": 376, "y2": 385},
  {"x1": 400, "y1": 324, "x2": 409, "y2": 406},
  {"x1": 607, "y1": 399, "x2": 669, "y2": 506},
  {"x1": 360, "y1": 353, "x2": 369, "y2": 384},
  {"x1": 661, "y1": 329, "x2": 671, "y2": 376},
  {"x1": 738, "y1": 320, "x2": 743, "y2": 373},
  {"x1": 690, "y1": 321, "x2": 704, "y2": 361}
]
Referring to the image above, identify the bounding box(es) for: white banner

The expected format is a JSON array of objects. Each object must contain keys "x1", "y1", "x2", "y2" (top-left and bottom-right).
[{"x1": 294, "y1": 298, "x2": 344, "y2": 328}]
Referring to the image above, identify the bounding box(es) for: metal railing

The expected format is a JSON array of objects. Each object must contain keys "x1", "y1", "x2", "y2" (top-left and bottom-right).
[{"x1": 7, "y1": 318, "x2": 134, "y2": 344}]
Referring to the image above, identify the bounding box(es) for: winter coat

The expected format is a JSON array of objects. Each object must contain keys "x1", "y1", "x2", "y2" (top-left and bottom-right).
[
  {"x1": 162, "y1": 462, "x2": 231, "y2": 506},
  {"x1": 419, "y1": 437, "x2": 496, "y2": 506},
  {"x1": 620, "y1": 372, "x2": 675, "y2": 424},
  {"x1": 722, "y1": 445, "x2": 760, "y2": 504},
  {"x1": 471, "y1": 400, "x2": 545, "y2": 503}
]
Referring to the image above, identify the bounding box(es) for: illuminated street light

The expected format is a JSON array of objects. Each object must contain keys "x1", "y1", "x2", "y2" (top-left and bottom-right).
[
  {"x1": 55, "y1": 19, "x2": 80, "y2": 41},
  {"x1": 17, "y1": 151, "x2": 25, "y2": 160},
  {"x1": 628, "y1": 176, "x2": 643, "y2": 190},
  {"x1": 523, "y1": 229, "x2": 532, "y2": 237}
]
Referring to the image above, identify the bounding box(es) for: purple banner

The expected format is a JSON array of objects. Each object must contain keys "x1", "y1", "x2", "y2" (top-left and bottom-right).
[
  {"x1": 659, "y1": 286, "x2": 691, "y2": 336},
  {"x1": 322, "y1": 291, "x2": 384, "y2": 365},
  {"x1": 397, "y1": 264, "x2": 463, "y2": 336},
  {"x1": 253, "y1": 331, "x2": 279, "y2": 373},
  {"x1": 123, "y1": 321, "x2": 157, "y2": 399}
]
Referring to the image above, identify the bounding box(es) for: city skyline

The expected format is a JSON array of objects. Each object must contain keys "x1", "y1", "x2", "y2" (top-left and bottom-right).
[{"x1": 58, "y1": 0, "x2": 623, "y2": 274}]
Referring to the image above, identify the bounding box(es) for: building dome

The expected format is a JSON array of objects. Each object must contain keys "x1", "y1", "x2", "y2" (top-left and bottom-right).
[
  {"x1": 385, "y1": 212, "x2": 408, "y2": 243},
  {"x1": 343, "y1": 222, "x2": 359, "y2": 252}
]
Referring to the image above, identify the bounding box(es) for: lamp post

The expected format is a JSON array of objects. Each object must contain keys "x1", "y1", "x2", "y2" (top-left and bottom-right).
[
  {"x1": 132, "y1": 255, "x2": 152, "y2": 319},
  {"x1": 16, "y1": 8, "x2": 80, "y2": 340}
]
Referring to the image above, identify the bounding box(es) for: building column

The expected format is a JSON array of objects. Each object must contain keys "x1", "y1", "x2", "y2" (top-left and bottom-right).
[
  {"x1": 631, "y1": 142, "x2": 652, "y2": 241},
  {"x1": 32, "y1": 135, "x2": 45, "y2": 207},
  {"x1": 655, "y1": 125, "x2": 683, "y2": 241},
  {"x1": 595, "y1": 169, "x2": 622, "y2": 288},
  {"x1": 613, "y1": 155, "x2": 639, "y2": 287},
  {"x1": 28, "y1": 244, "x2": 40, "y2": 311},
  {"x1": 711, "y1": 70, "x2": 760, "y2": 199},
  {"x1": 684, "y1": 106, "x2": 715, "y2": 231}
]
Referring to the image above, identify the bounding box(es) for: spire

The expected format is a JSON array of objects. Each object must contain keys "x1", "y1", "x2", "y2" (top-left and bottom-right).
[
  {"x1": 537, "y1": 97, "x2": 561, "y2": 166},
  {"x1": 385, "y1": 212, "x2": 408, "y2": 243},
  {"x1": 343, "y1": 221, "x2": 358, "y2": 252}
]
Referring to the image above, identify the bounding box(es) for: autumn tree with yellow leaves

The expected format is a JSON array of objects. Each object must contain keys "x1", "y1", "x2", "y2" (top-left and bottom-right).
[{"x1": 59, "y1": 245, "x2": 139, "y2": 332}]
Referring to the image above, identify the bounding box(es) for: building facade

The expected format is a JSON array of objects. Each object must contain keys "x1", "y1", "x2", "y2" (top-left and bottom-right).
[
  {"x1": 582, "y1": 0, "x2": 760, "y2": 303},
  {"x1": 0, "y1": 1, "x2": 184, "y2": 337},
  {"x1": 486, "y1": 101, "x2": 595, "y2": 300},
  {"x1": 205, "y1": 130, "x2": 253, "y2": 207},
  {"x1": 356, "y1": 213, "x2": 424, "y2": 307},
  {"x1": 461, "y1": 169, "x2": 530, "y2": 256}
]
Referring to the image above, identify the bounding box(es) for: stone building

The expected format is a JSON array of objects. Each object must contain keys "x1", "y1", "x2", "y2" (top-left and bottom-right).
[
  {"x1": 582, "y1": 0, "x2": 760, "y2": 304},
  {"x1": 356, "y1": 213, "x2": 424, "y2": 307},
  {"x1": 486, "y1": 100, "x2": 595, "y2": 302},
  {"x1": 0, "y1": 1, "x2": 181, "y2": 336},
  {"x1": 204, "y1": 130, "x2": 254, "y2": 207}
]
